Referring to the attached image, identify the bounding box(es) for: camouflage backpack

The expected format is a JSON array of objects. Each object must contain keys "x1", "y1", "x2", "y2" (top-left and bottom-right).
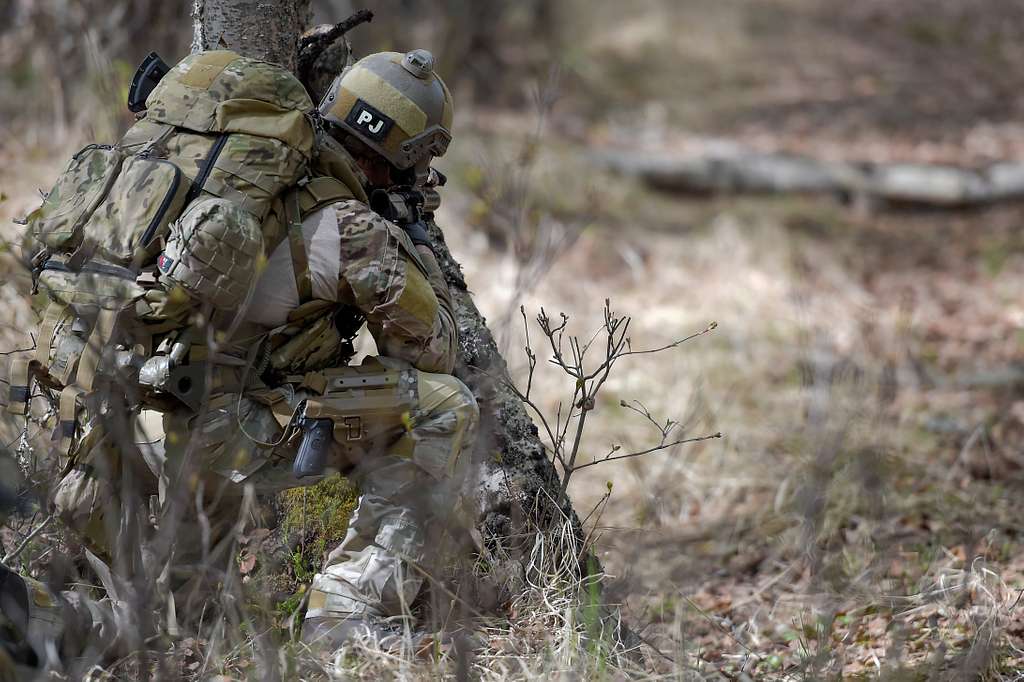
[{"x1": 9, "y1": 51, "x2": 316, "y2": 443}]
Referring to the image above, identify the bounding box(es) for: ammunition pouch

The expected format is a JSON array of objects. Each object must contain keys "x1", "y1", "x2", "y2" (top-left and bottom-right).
[{"x1": 257, "y1": 300, "x2": 362, "y2": 382}]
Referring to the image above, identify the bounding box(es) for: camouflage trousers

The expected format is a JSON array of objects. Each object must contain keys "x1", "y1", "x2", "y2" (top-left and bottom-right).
[{"x1": 43, "y1": 356, "x2": 479, "y2": 650}]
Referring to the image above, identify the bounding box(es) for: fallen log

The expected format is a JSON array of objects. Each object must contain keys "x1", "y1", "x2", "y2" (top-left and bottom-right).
[{"x1": 598, "y1": 144, "x2": 1024, "y2": 208}]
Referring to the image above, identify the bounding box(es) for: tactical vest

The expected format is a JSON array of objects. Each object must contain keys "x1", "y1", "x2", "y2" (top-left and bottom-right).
[{"x1": 9, "y1": 51, "x2": 317, "y2": 449}]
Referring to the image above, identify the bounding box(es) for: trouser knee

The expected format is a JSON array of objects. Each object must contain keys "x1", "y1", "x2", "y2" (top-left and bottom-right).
[
  {"x1": 403, "y1": 372, "x2": 479, "y2": 482},
  {"x1": 440, "y1": 376, "x2": 480, "y2": 440}
]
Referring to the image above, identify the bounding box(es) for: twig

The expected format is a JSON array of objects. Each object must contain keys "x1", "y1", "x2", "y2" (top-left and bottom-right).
[
  {"x1": 580, "y1": 491, "x2": 614, "y2": 560},
  {"x1": 580, "y1": 490, "x2": 611, "y2": 529},
  {"x1": 3, "y1": 514, "x2": 53, "y2": 563},
  {"x1": 632, "y1": 628, "x2": 680, "y2": 665},
  {"x1": 680, "y1": 593, "x2": 763, "y2": 663},
  {"x1": 621, "y1": 321, "x2": 718, "y2": 357},
  {"x1": 0, "y1": 346, "x2": 35, "y2": 357},
  {"x1": 621, "y1": 398, "x2": 681, "y2": 440},
  {"x1": 297, "y1": 9, "x2": 374, "y2": 70},
  {"x1": 519, "y1": 306, "x2": 537, "y2": 400},
  {"x1": 574, "y1": 433, "x2": 723, "y2": 471}
]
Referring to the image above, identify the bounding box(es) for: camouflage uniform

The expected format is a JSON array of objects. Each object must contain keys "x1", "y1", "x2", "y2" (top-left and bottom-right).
[{"x1": 4, "y1": 47, "x2": 472, "y2": 664}]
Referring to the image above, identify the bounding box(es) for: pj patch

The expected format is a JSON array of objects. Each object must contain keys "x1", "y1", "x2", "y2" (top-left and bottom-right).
[{"x1": 345, "y1": 99, "x2": 395, "y2": 142}]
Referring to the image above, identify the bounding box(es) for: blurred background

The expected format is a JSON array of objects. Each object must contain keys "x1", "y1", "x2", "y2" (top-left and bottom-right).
[{"x1": 2, "y1": 0, "x2": 1023, "y2": 676}]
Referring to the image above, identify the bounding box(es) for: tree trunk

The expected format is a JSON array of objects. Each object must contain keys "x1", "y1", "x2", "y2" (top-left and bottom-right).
[
  {"x1": 191, "y1": 0, "x2": 311, "y2": 71},
  {"x1": 192, "y1": 0, "x2": 593, "y2": 573},
  {"x1": 426, "y1": 227, "x2": 579, "y2": 539}
]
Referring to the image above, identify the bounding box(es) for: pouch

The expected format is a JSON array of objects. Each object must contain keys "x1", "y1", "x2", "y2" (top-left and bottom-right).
[
  {"x1": 83, "y1": 155, "x2": 190, "y2": 266},
  {"x1": 27, "y1": 145, "x2": 124, "y2": 251}
]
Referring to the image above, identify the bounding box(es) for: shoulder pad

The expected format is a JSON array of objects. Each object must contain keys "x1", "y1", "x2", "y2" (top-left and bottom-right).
[{"x1": 300, "y1": 177, "x2": 356, "y2": 218}]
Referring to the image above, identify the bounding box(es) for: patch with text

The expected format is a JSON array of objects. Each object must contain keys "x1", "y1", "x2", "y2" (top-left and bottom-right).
[{"x1": 345, "y1": 99, "x2": 395, "y2": 142}]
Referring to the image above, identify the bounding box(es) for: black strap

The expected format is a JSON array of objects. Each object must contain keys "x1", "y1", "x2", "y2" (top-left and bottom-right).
[{"x1": 184, "y1": 133, "x2": 229, "y2": 206}]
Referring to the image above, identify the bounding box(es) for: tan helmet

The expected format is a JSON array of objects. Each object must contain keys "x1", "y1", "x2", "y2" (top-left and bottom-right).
[{"x1": 319, "y1": 49, "x2": 453, "y2": 176}]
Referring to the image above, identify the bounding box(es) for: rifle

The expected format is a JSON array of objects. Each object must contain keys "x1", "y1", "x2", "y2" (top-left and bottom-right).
[{"x1": 369, "y1": 167, "x2": 447, "y2": 226}]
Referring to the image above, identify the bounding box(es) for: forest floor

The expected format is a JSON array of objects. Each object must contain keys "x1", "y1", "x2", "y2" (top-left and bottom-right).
[
  {"x1": 443, "y1": 125, "x2": 1024, "y2": 678},
  {"x1": 1, "y1": 0, "x2": 1023, "y2": 679},
  {"x1": 443, "y1": 1, "x2": 1024, "y2": 676}
]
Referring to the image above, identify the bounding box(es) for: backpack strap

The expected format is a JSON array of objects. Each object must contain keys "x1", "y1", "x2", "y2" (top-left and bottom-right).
[
  {"x1": 299, "y1": 176, "x2": 357, "y2": 216},
  {"x1": 56, "y1": 385, "x2": 85, "y2": 457},
  {"x1": 285, "y1": 191, "x2": 313, "y2": 302},
  {"x1": 268, "y1": 176, "x2": 357, "y2": 305},
  {"x1": 33, "y1": 301, "x2": 66, "y2": 372},
  {"x1": 6, "y1": 358, "x2": 32, "y2": 416}
]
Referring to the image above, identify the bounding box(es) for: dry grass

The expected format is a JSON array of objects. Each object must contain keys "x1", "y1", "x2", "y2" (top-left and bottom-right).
[
  {"x1": 435, "y1": 116, "x2": 1024, "y2": 676},
  {"x1": 3, "y1": 0, "x2": 1024, "y2": 678},
  {"x1": 308, "y1": 515, "x2": 647, "y2": 680}
]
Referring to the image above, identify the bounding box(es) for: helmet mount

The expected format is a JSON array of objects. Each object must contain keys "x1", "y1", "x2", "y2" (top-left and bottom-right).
[{"x1": 401, "y1": 49, "x2": 435, "y2": 79}]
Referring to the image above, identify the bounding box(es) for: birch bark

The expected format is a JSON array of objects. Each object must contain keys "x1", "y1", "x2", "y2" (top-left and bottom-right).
[{"x1": 191, "y1": 0, "x2": 311, "y2": 71}]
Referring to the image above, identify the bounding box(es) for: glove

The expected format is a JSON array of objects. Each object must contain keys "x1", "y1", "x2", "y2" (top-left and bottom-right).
[{"x1": 401, "y1": 220, "x2": 432, "y2": 249}]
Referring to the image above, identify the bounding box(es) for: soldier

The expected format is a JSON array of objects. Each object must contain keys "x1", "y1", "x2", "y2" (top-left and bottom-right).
[
  {"x1": 255, "y1": 47, "x2": 479, "y2": 647},
  {"x1": 0, "y1": 48, "x2": 477, "y2": 669}
]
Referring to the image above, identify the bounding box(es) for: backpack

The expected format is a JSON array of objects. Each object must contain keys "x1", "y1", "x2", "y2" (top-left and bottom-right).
[{"x1": 8, "y1": 51, "x2": 316, "y2": 445}]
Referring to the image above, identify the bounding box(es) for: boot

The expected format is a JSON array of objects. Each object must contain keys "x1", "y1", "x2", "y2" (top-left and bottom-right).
[{"x1": 302, "y1": 614, "x2": 450, "y2": 657}]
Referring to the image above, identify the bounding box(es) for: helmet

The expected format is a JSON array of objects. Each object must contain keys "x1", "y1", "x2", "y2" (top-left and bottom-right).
[{"x1": 319, "y1": 50, "x2": 453, "y2": 176}]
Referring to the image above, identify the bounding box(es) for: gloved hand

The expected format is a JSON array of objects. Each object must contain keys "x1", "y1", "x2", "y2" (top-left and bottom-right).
[{"x1": 400, "y1": 220, "x2": 432, "y2": 249}]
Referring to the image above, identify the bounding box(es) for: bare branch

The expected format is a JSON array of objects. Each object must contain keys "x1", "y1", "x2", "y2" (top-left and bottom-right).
[
  {"x1": 621, "y1": 321, "x2": 718, "y2": 358},
  {"x1": 573, "y1": 433, "x2": 722, "y2": 472},
  {"x1": 580, "y1": 486, "x2": 613, "y2": 529},
  {"x1": 2, "y1": 514, "x2": 54, "y2": 564},
  {"x1": 519, "y1": 305, "x2": 537, "y2": 400},
  {"x1": 521, "y1": 300, "x2": 719, "y2": 510},
  {"x1": 0, "y1": 346, "x2": 35, "y2": 357},
  {"x1": 621, "y1": 399, "x2": 682, "y2": 441}
]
